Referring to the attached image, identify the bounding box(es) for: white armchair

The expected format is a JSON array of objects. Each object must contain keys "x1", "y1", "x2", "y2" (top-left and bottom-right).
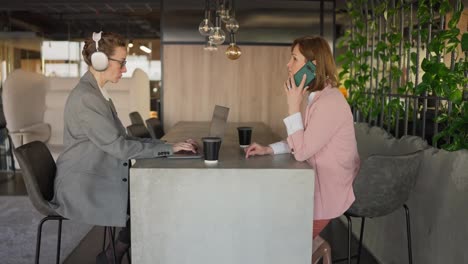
[
  {"x1": 3, "y1": 70, "x2": 49, "y2": 148},
  {"x1": 3, "y1": 69, "x2": 150, "y2": 161}
]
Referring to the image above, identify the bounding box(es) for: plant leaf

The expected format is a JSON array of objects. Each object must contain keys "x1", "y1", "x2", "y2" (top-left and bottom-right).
[{"x1": 462, "y1": 33, "x2": 468, "y2": 52}]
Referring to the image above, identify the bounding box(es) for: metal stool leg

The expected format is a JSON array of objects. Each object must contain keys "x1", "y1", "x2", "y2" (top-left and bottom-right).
[
  {"x1": 346, "y1": 214, "x2": 352, "y2": 264},
  {"x1": 404, "y1": 204, "x2": 413, "y2": 264},
  {"x1": 102, "y1": 226, "x2": 107, "y2": 251},
  {"x1": 35, "y1": 217, "x2": 48, "y2": 264},
  {"x1": 56, "y1": 218, "x2": 63, "y2": 264},
  {"x1": 126, "y1": 248, "x2": 131, "y2": 264},
  {"x1": 109, "y1": 226, "x2": 118, "y2": 263},
  {"x1": 35, "y1": 216, "x2": 64, "y2": 264},
  {"x1": 357, "y1": 217, "x2": 365, "y2": 264}
]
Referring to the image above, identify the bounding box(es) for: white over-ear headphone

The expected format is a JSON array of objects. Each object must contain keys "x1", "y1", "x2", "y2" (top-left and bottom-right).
[{"x1": 91, "y1": 31, "x2": 109, "y2": 71}]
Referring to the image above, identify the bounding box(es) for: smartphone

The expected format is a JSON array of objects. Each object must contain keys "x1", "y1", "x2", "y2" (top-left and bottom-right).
[{"x1": 293, "y1": 61, "x2": 316, "y2": 87}]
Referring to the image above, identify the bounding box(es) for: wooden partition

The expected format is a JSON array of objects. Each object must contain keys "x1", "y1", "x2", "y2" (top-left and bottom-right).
[{"x1": 163, "y1": 44, "x2": 293, "y2": 138}]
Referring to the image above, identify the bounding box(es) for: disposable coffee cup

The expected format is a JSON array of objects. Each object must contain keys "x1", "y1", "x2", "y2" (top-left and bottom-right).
[
  {"x1": 202, "y1": 137, "x2": 222, "y2": 164},
  {"x1": 237, "y1": 127, "x2": 252, "y2": 148}
]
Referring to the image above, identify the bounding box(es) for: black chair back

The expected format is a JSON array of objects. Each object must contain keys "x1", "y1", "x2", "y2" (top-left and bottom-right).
[
  {"x1": 129, "y1": 111, "x2": 144, "y2": 125},
  {"x1": 145, "y1": 118, "x2": 165, "y2": 139},
  {"x1": 13, "y1": 141, "x2": 58, "y2": 216},
  {"x1": 127, "y1": 124, "x2": 151, "y2": 138}
]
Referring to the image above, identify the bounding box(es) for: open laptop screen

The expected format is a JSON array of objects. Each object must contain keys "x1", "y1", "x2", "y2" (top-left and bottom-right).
[
  {"x1": 168, "y1": 105, "x2": 229, "y2": 159},
  {"x1": 208, "y1": 105, "x2": 230, "y2": 139}
]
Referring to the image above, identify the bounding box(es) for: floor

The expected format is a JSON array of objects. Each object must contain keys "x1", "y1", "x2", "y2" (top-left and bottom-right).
[
  {"x1": 0, "y1": 171, "x2": 379, "y2": 264},
  {"x1": 0, "y1": 171, "x2": 27, "y2": 196}
]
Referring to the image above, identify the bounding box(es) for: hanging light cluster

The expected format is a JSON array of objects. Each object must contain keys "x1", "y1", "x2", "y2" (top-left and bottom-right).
[{"x1": 198, "y1": 0, "x2": 241, "y2": 60}]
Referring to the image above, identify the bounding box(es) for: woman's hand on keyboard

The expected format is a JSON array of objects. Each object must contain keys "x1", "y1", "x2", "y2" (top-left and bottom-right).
[
  {"x1": 185, "y1": 138, "x2": 200, "y2": 151},
  {"x1": 172, "y1": 142, "x2": 196, "y2": 153}
]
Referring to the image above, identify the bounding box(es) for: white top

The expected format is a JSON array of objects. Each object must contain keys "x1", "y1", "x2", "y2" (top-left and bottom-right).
[
  {"x1": 269, "y1": 92, "x2": 316, "y2": 154},
  {"x1": 98, "y1": 84, "x2": 111, "y2": 101}
]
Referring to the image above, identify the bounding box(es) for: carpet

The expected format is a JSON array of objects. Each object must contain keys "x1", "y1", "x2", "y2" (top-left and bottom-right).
[{"x1": 0, "y1": 196, "x2": 92, "y2": 264}]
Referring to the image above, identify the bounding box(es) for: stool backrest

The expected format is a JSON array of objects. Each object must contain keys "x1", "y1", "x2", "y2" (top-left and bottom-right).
[
  {"x1": 13, "y1": 141, "x2": 58, "y2": 216},
  {"x1": 348, "y1": 149, "x2": 424, "y2": 217},
  {"x1": 126, "y1": 124, "x2": 151, "y2": 138},
  {"x1": 145, "y1": 118, "x2": 165, "y2": 139},
  {"x1": 129, "y1": 111, "x2": 144, "y2": 125}
]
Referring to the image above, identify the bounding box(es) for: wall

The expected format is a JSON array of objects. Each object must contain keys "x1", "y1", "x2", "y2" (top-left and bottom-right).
[{"x1": 162, "y1": 44, "x2": 293, "y2": 138}]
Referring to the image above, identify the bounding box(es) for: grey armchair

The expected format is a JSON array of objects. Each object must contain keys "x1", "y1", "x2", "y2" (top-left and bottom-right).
[{"x1": 342, "y1": 150, "x2": 424, "y2": 264}]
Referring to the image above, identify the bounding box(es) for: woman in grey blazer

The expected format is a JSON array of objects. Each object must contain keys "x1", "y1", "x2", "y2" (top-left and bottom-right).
[{"x1": 50, "y1": 32, "x2": 195, "y2": 263}]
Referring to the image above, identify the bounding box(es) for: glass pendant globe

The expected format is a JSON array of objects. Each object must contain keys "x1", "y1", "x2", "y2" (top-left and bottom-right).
[
  {"x1": 225, "y1": 17, "x2": 239, "y2": 33},
  {"x1": 198, "y1": 19, "x2": 214, "y2": 36},
  {"x1": 226, "y1": 43, "x2": 242, "y2": 60},
  {"x1": 209, "y1": 27, "x2": 226, "y2": 45},
  {"x1": 221, "y1": 11, "x2": 231, "y2": 23},
  {"x1": 204, "y1": 41, "x2": 218, "y2": 51},
  {"x1": 217, "y1": 6, "x2": 228, "y2": 21}
]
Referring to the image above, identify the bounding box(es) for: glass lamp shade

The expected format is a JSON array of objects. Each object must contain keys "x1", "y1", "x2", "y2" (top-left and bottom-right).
[
  {"x1": 226, "y1": 43, "x2": 242, "y2": 60},
  {"x1": 198, "y1": 18, "x2": 214, "y2": 36},
  {"x1": 204, "y1": 41, "x2": 218, "y2": 51},
  {"x1": 208, "y1": 27, "x2": 226, "y2": 45},
  {"x1": 217, "y1": 5, "x2": 230, "y2": 22},
  {"x1": 221, "y1": 11, "x2": 231, "y2": 23},
  {"x1": 225, "y1": 17, "x2": 239, "y2": 33}
]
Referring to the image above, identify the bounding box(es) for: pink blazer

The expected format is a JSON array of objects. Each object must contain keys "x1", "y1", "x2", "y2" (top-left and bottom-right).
[{"x1": 286, "y1": 85, "x2": 360, "y2": 220}]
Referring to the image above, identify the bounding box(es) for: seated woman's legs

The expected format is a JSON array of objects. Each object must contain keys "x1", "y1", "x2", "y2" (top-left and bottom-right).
[
  {"x1": 98, "y1": 219, "x2": 131, "y2": 264},
  {"x1": 313, "y1": 219, "x2": 330, "y2": 238}
]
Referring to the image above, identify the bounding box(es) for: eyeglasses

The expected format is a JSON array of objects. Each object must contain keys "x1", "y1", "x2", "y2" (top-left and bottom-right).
[{"x1": 108, "y1": 58, "x2": 127, "y2": 69}]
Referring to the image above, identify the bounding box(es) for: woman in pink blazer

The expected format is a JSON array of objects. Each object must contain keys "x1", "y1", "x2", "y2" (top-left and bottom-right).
[{"x1": 245, "y1": 36, "x2": 360, "y2": 238}]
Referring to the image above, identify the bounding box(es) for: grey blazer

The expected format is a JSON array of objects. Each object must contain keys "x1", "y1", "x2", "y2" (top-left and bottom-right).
[{"x1": 50, "y1": 71, "x2": 172, "y2": 227}]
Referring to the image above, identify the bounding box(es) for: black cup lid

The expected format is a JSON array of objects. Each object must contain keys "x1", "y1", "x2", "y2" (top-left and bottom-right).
[{"x1": 237, "y1": 127, "x2": 252, "y2": 131}]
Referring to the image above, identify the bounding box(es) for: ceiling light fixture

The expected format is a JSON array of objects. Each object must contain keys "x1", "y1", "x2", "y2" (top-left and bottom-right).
[
  {"x1": 198, "y1": 0, "x2": 214, "y2": 36},
  {"x1": 225, "y1": 32, "x2": 241, "y2": 60},
  {"x1": 139, "y1": 45, "x2": 151, "y2": 53},
  {"x1": 204, "y1": 37, "x2": 218, "y2": 51},
  {"x1": 199, "y1": 0, "x2": 240, "y2": 58}
]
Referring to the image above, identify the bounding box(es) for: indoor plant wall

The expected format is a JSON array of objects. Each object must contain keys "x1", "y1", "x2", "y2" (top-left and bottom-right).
[{"x1": 338, "y1": 0, "x2": 467, "y2": 151}]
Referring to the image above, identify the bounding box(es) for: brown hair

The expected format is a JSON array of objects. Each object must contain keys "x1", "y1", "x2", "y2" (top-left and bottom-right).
[
  {"x1": 291, "y1": 36, "x2": 339, "y2": 92},
  {"x1": 82, "y1": 32, "x2": 126, "y2": 66}
]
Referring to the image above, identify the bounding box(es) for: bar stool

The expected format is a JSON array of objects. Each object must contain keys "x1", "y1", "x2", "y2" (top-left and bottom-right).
[
  {"x1": 129, "y1": 111, "x2": 144, "y2": 125},
  {"x1": 145, "y1": 117, "x2": 165, "y2": 139},
  {"x1": 342, "y1": 150, "x2": 424, "y2": 264},
  {"x1": 126, "y1": 124, "x2": 151, "y2": 138},
  {"x1": 14, "y1": 141, "x2": 120, "y2": 263},
  {"x1": 14, "y1": 141, "x2": 68, "y2": 264}
]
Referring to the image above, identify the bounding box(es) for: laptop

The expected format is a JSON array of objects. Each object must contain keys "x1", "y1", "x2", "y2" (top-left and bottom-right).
[
  {"x1": 208, "y1": 105, "x2": 230, "y2": 139},
  {"x1": 168, "y1": 105, "x2": 230, "y2": 159}
]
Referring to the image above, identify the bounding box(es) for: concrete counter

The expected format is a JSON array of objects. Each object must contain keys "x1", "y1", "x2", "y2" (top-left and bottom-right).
[{"x1": 130, "y1": 122, "x2": 314, "y2": 264}]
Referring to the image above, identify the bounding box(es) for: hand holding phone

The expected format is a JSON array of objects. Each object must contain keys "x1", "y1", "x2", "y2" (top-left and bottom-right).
[{"x1": 293, "y1": 61, "x2": 316, "y2": 88}]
